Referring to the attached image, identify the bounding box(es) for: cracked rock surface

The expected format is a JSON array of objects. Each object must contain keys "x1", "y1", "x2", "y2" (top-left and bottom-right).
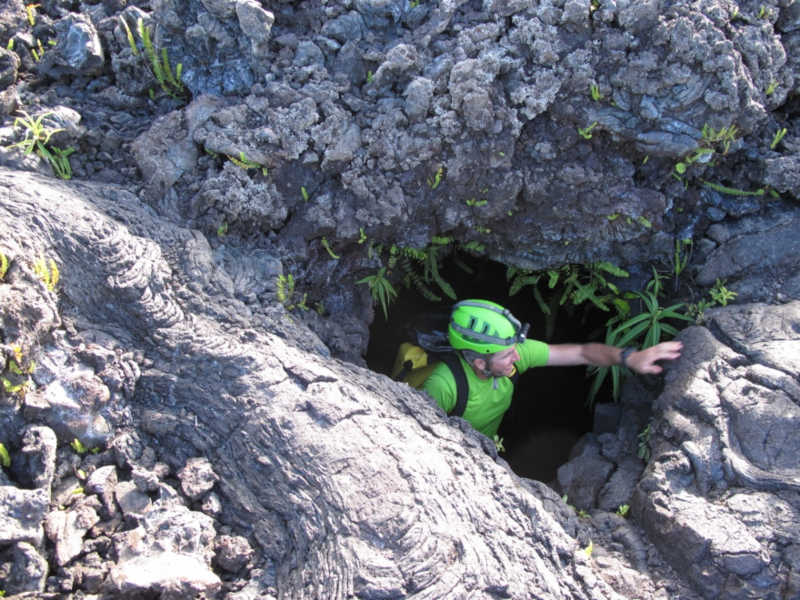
[{"x1": 1, "y1": 0, "x2": 800, "y2": 598}]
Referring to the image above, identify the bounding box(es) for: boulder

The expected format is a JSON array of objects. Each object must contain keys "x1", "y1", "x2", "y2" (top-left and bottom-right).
[
  {"x1": 0, "y1": 541, "x2": 48, "y2": 594},
  {"x1": 39, "y1": 13, "x2": 105, "y2": 77},
  {"x1": 108, "y1": 501, "x2": 220, "y2": 598},
  {"x1": 633, "y1": 302, "x2": 800, "y2": 599},
  {"x1": 0, "y1": 485, "x2": 49, "y2": 546},
  {"x1": 11, "y1": 424, "x2": 57, "y2": 490},
  {"x1": 0, "y1": 166, "x2": 634, "y2": 599}
]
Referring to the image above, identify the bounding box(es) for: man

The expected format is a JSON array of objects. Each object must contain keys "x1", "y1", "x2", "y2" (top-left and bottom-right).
[{"x1": 422, "y1": 299, "x2": 683, "y2": 439}]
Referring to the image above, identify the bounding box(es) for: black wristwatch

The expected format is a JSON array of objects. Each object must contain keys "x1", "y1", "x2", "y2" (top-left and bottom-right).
[{"x1": 620, "y1": 346, "x2": 636, "y2": 369}]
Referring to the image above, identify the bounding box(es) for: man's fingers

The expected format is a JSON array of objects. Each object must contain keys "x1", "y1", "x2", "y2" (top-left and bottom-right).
[
  {"x1": 652, "y1": 341, "x2": 683, "y2": 359},
  {"x1": 632, "y1": 342, "x2": 683, "y2": 374}
]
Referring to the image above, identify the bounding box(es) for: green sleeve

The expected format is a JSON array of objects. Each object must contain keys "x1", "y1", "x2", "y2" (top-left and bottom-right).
[
  {"x1": 516, "y1": 339, "x2": 550, "y2": 373},
  {"x1": 422, "y1": 362, "x2": 457, "y2": 414}
]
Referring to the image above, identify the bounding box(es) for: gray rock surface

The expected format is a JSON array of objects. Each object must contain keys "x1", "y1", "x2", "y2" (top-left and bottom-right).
[
  {"x1": 556, "y1": 207, "x2": 800, "y2": 598},
  {"x1": 38, "y1": 13, "x2": 105, "y2": 77},
  {"x1": 632, "y1": 303, "x2": 800, "y2": 599},
  {"x1": 12, "y1": 425, "x2": 57, "y2": 490},
  {"x1": 178, "y1": 456, "x2": 219, "y2": 500},
  {"x1": 108, "y1": 500, "x2": 221, "y2": 598},
  {"x1": 1, "y1": 0, "x2": 799, "y2": 598},
  {"x1": 0, "y1": 541, "x2": 48, "y2": 594},
  {"x1": 696, "y1": 206, "x2": 800, "y2": 303},
  {"x1": 0, "y1": 485, "x2": 49, "y2": 546},
  {"x1": 0, "y1": 166, "x2": 650, "y2": 599},
  {"x1": 44, "y1": 499, "x2": 101, "y2": 567}
]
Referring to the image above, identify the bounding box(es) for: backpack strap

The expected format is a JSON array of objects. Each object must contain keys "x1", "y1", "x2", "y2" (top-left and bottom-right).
[
  {"x1": 439, "y1": 353, "x2": 469, "y2": 417},
  {"x1": 394, "y1": 360, "x2": 414, "y2": 383}
]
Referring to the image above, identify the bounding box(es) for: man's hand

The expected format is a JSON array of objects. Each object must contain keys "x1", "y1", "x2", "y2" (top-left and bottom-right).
[{"x1": 625, "y1": 341, "x2": 683, "y2": 374}]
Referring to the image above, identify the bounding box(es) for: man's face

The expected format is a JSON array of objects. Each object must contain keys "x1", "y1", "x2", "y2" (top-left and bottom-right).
[{"x1": 487, "y1": 345, "x2": 519, "y2": 377}]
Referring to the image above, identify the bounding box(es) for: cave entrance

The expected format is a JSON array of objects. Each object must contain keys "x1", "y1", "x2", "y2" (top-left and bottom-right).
[{"x1": 364, "y1": 252, "x2": 613, "y2": 485}]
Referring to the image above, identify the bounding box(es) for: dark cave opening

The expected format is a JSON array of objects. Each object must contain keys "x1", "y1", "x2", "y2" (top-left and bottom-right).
[{"x1": 364, "y1": 252, "x2": 614, "y2": 485}]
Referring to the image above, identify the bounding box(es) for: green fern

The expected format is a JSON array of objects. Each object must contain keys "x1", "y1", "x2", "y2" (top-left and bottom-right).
[
  {"x1": 33, "y1": 255, "x2": 59, "y2": 291},
  {"x1": 357, "y1": 267, "x2": 397, "y2": 319},
  {"x1": 396, "y1": 241, "x2": 456, "y2": 301},
  {"x1": 119, "y1": 15, "x2": 138, "y2": 55},
  {"x1": 427, "y1": 166, "x2": 444, "y2": 189},
  {"x1": 70, "y1": 438, "x2": 88, "y2": 454},
  {"x1": 770, "y1": 128, "x2": 787, "y2": 150},
  {"x1": 136, "y1": 17, "x2": 185, "y2": 100},
  {"x1": 277, "y1": 273, "x2": 309, "y2": 311},
  {"x1": 321, "y1": 237, "x2": 340, "y2": 259},
  {"x1": 5, "y1": 110, "x2": 74, "y2": 179},
  {"x1": 0, "y1": 442, "x2": 10, "y2": 468}
]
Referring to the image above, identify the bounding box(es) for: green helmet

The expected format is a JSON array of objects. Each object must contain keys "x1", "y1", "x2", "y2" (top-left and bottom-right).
[{"x1": 448, "y1": 299, "x2": 529, "y2": 354}]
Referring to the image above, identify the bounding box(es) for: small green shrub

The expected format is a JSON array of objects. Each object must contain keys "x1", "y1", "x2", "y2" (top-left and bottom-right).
[
  {"x1": 578, "y1": 121, "x2": 598, "y2": 139},
  {"x1": 228, "y1": 151, "x2": 268, "y2": 176},
  {"x1": 33, "y1": 255, "x2": 59, "y2": 291},
  {"x1": 701, "y1": 123, "x2": 738, "y2": 154},
  {"x1": 674, "y1": 147, "x2": 713, "y2": 175},
  {"x1": 0, "y1": 442, "x2": 10, "y2": 468},
  {"x1": 701, "y1": 180, "x2": 765, "y2": 196},
  {"x1": 320, "y1": 237, "x2": 339, "y2": 259},
  {"x1": 26, "y1": 3, "x2": 38, "y2": 26},
  {"x1": 119, "y1": 16, "x2": 186, "y2": 100},
  {"x1": 771, "y1": 128, "x2": 787, "y2": 150},
  {"x1": 493, "y1": 434, "x2": 505, "y2": 453},
  {"x1": 709, "y1": 278, "x2": 737, "y2": 306},
  {"x1": 637, "y1": 423, "x2": 652, "y2": 461},
  {"x1": 277, "y1": 273, "x2": 309, "y2": 311},
  {"x1": 766, "y1": 80, "x2": 778, "y2": 96},
  {"x1": 5, "y1": 110, "x2": 74, "y2": 179},
  {"x1": 587, "y1": 272, "x2": 693, "y2": 404},
  {"x1": 357, "y1": 267, "x2": 397, "y2": 320},
  {"x1": 672, "y1": 238, "x2": 692, "y2": 279},
  {"x1": 508, "y1": 261, "x2": 630, "y2": 341},
  {"x1": 427, "y1": 166, "x2": 444, "y2": 189},
  {"x1": 70, "y1": 438, "x2": 88, "y2": 454}
]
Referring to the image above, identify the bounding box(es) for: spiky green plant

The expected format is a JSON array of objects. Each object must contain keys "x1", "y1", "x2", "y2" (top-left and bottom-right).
[
  {"x1": 0, "y1": 251, "x2": 8, "y2": 280},
  {"x1": 771, "y1": 128, "x2": 787, "y2": 150},
  {"x1": 0, "y1": 442, "x2": 10, "y2": 468},
  {"x1": 578, "y1": 121, "x2": 598, "y2": 139},
  {"x1": 33, "y1": 255, "x2": 59, "y2": 291},
  {"x1": 135, "y1": 17, "x2": 185, "y2": 100},
  {"x1": 357, "y1": 267, "x2": 397, "y2": 320},
  {"x1": 5, "y1": 110, "x2": 74, "y2": 179},
  {"x1": 586, "y1": 281, "x2": 693, "y2": 404},
  {"x1": 321, "y1": 237, "x2": 339, "y2": 259}
]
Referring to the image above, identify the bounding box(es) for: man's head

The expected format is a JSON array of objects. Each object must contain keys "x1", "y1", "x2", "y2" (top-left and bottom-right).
[{"x1": 448, "y1": 299, "x2": 529, "y2": 378}]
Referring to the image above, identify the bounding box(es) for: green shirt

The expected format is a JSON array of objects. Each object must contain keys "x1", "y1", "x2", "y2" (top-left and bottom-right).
[{"x1": 422, "y1": 339, "x2": 550, "y2": 438}]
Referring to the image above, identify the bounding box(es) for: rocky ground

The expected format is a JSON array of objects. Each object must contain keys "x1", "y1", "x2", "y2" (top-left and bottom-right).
[{"x1": 1, "y1": 0, "x2": 799, "y2": 598}]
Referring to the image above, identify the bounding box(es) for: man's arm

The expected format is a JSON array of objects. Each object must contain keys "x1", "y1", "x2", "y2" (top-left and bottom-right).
[{"x1": 546, "y1": 341, "x2": 683, "y2": 374}]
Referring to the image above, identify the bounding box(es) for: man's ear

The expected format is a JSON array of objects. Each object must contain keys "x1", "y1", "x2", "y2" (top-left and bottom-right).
[{"x1": 472, "y1": 357, "x2": 487, "y2": 372}]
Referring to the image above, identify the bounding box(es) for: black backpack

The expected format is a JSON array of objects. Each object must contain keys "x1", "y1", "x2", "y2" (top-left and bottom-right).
[{"x1": 392, "y1": 339, "x2": 471, "y2": 417}]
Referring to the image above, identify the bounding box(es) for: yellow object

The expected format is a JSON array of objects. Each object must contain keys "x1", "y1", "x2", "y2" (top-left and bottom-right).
[{"x1": 391, "y1": 343, "x2": 438, "y2": 388}]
